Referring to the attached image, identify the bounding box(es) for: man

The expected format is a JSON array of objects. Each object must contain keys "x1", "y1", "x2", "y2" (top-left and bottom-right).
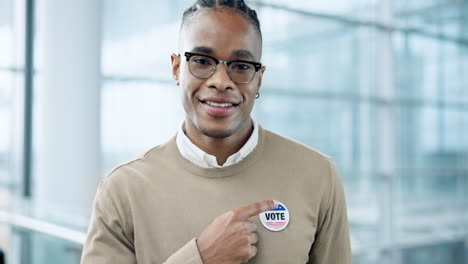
[{"x1": 81, "y1": 0, "x2": 351, "y2": 263}]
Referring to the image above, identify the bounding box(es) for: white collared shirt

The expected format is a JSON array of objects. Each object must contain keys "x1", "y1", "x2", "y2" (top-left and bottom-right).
[{"x1": 176, "y1": 119, "x2": 259, "y2": 168}]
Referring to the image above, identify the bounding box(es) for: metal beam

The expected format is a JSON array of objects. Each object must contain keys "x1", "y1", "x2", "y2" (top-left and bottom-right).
[
  {"x1": 22, "y1": 0, "x2": 34, "y2": 197},
  {"x1": 23, "y1": 0, "x2": 34, "y2": 197}
]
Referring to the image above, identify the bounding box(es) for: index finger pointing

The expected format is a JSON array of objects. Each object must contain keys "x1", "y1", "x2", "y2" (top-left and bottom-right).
[{"x1": 234, "y1": 200, "x2": 279, "y2": 220}]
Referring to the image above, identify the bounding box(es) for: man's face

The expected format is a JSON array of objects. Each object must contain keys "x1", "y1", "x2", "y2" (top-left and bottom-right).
[{"x1": 172, "y1": 10, "x2": 265, "y2": 139}]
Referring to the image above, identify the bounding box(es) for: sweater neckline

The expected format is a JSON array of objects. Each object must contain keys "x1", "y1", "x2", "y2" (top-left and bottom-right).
[
  {"x1": 175, "y1": 119, "x2": 259, "y2": 169},
  {"x1": 168, "y1": 125, "x2": 266, "y2": 178}
]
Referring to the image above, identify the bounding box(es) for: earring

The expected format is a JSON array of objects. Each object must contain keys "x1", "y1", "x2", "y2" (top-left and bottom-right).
[{"x1": 255, "y1": 92, "x2": 260, "y2": 99}]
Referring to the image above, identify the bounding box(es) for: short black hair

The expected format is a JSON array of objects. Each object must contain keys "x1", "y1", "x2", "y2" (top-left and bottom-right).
[{"x1": 181, "y1": 0, "x2": 261, "y2": 36}]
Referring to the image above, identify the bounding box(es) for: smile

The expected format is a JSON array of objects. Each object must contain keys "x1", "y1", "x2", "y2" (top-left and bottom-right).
[
  {"x1": 199, "y1": 99, "x2": 239, "y2": 117},
  {"x1": 204, "y1": 101, "x2": 234, "y2": 108}
]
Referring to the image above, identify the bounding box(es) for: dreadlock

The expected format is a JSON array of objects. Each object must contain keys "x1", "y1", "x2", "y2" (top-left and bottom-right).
[{"x1": 181, "y1": 0, "x2": 262, "y2": 37}]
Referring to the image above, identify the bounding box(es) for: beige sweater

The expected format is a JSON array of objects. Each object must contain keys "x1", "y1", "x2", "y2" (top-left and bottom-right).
[{"x1": 81, "y1": 126, "x2": 351, "y2": 264}]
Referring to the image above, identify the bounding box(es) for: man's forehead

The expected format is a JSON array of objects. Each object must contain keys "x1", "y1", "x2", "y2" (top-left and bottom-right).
[{"x1": 178, "y1": 10, "x2": 262, "y2": 60}]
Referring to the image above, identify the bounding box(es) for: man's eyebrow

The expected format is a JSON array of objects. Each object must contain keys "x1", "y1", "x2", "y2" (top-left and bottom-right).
[
  {"x1": 233, "y1": 50, "x2": 256, "y2": 61},
  {"x1": 191, "y1": 46, "x2": 214, "y2": 54},
  {"x1": 189, "y1": 47, "x2": 256, "y2": 61}
]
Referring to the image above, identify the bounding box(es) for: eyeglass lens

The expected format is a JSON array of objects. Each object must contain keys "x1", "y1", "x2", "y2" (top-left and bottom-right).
[{"x1": 187, "y1": 54, "x2": 256, "y2": 84}]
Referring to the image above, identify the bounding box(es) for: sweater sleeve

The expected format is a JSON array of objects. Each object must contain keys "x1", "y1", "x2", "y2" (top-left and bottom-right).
[
  {"x1": 308, "y1": 159, "x2": 352, "y2": 264},
  {"x1": 80, "y1": 182, "x2": 205, "y2": 264},
  {"x1": 80, "y1": 182, "x2": 137, "y2": 264},
  {"x1": 162, "y1": 238, "x2": 204, "y2": 264}
]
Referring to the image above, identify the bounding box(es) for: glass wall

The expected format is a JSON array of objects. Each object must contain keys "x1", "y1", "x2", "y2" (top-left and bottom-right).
[{"x1": 1, "y1": 0, "x2": 467, "y2": 263}]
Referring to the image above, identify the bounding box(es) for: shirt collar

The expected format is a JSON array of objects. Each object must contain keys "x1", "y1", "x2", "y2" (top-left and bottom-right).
[{"x1": 176, "y1": 118, "x2": 259, "y2": 168}]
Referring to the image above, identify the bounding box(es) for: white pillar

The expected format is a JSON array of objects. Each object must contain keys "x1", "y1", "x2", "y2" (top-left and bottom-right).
[
  {"x1": 9, "y1": 1, "x2": 28, "y2": 264},
  {"x1": 35, "y1": 0, "x2": 102, "y2": 227}
]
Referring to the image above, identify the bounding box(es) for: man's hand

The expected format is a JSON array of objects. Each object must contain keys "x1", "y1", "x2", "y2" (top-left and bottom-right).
[{"x1": 196, "y1": 200, "x2": 279, "y2": 264}]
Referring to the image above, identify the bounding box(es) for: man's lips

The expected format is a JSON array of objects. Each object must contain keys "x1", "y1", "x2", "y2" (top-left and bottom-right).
[
  {"x1": 198, "y1": 97, "x2": 240, "y2": 117},
  {"x1": 199, "y1": 96, "x2": 241, "y2": 106}
]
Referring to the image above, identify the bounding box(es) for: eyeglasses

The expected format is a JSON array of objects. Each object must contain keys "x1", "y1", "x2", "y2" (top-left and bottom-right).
[{"x1": 182, "y1": 52, "x2": 262, "y2": 84}]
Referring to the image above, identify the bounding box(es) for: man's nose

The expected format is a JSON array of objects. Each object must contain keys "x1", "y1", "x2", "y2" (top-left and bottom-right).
[{"x1": 206, "y1": 63, "x2": 235, "y2": 91}]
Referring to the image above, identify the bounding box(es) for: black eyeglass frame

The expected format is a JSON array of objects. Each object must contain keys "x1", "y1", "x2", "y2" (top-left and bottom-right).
[{"x1": 181, "y1": 52, "x2": 263, "y2": 84}]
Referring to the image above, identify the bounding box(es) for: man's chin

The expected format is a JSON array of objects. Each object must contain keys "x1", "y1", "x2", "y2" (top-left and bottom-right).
[{"x1": 199, "y1": 126, "x2": 234, "y2": 139}]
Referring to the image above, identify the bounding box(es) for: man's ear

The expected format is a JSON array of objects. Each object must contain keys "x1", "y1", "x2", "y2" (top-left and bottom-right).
[
  {"x1": 171, "y1": 53, "x2": 181, "y2": 85},
  {"x1": 256, "y1": 65, "x2": 266, "y2": 89}
]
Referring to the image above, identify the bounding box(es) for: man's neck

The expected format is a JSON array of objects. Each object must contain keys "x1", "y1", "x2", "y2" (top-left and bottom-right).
[{"x1": 183, "y1": 119, "x2": 254, "y2": 166}]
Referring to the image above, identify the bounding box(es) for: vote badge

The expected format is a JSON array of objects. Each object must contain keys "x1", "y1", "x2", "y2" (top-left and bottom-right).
[{"x1": 260, "y1": 202, "x2": 290, "y2": 232}]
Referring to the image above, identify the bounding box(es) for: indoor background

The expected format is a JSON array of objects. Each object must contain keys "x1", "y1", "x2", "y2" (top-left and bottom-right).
[{"x1": 0, "y1": 0, "x2": 467, "y2": 263}]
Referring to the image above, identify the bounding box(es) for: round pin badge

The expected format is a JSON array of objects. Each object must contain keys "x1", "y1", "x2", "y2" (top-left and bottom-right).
[{"x1": 260, "y1": 202, "x2": 290, "y2": 232}]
